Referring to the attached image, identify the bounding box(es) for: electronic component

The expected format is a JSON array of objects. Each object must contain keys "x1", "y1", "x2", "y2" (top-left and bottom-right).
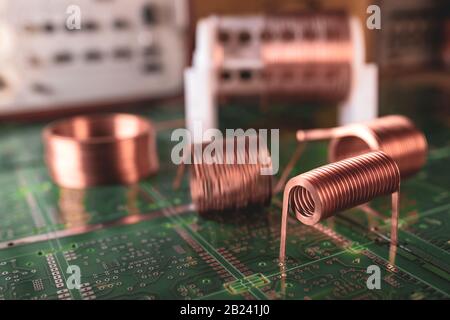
[
  {"x1": 190, "y1": 135, "x2": 273, "y2": 215},
  {"x1": 43, "y1": 114, "x2": 159, "y2": 188},
  {"x1": 297, "y1": 115, "x2": 428, "y2": 177},
  {"x1": 279, "y1": 151, "x2": 400, "y2": 264},
  {"x1": 0, "y1": 96, "x2": 448, "y2": 300},
  {"x1": 0, "y1": 0, "x2": 189, "y2": 117},
  {"x1": 443, "y1": 18, "x2": 450, "y2": 68},
  {"x1": 276, "y1": 115, "x2": 427, "y2": 191},
  {"x1": 378, "y1": 0, "x2": 443, "y2": 72},
  {"x1": 185, "y1": 12, "x2": 378, "y2": 143}
]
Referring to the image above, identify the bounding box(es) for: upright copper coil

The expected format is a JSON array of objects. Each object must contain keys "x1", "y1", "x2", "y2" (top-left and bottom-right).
[
  {"x1": 216, "y1": 12, "x2": 352, "y2": 102},
  {"x1": 280, "y1": 151, "x2": 400, "y2": 262},
  {"x1": 44, "y1": 113, "x2": 159, "y2": 189},
  {"x1": 190, "y1": 136, "x2": 273, "y2": 215}
]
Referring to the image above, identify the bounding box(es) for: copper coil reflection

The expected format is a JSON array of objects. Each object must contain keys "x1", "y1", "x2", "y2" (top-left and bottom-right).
[
  {"x1": 190, "y1": 136, "x2": 273, "y2": 215},
  {"x1": 58, "y1": 188, "x2": 90, "y2": 227},
  {"x1": 43, "y1": 113, "x2": 159, "y2": 189},
  {"x1": 280, "y1": 151, "x2": 400, "y2": 263}
]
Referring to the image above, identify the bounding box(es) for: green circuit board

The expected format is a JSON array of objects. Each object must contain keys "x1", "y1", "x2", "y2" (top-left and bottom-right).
[{"x1": 0, "y1": 83, "x2": 449, "y2": 300}]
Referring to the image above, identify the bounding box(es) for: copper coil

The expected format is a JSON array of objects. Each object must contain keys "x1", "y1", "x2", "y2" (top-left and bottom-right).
[
  {"x1": 261, "y1": 13, "x2": 352, "y2": 65},
  {"x1": 280, "y1": 151, "x2": 400, "y2": 262},
  {"x1": 43, "y1": 113, "x2": 159, "y2": 189},
  {"x1": 189, "y1": 136, "x2": 273, "y2": 215},
  {"x1": 216, "y1": 12, "x2": 352, "y2": 102},
  {"x1": 294, "y1": 115, "x2": 428, "y2": 179},
  {"x1": 328, "y1": 116, "x2": 427, "y2": 178},
  {"x1": 285, "y1": 151, "x2": 400, "y2": 225}
]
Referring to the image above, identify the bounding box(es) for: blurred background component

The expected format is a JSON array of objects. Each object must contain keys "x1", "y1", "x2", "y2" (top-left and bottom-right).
[
  {"x1": 0, "y1": 0, "x2": 189, "y2": 117},
  {"x1": 191, "y1": 0, "x2": 449, "y2": 74},
  {"x1": 377, "y1": 0, "x2": 446, "y2": 74},
  {"x1": 444, "y1": 18, "x2": 450, "y2": 69},
  {"x1": 185, "y1": 11, "x2": 379, "y2": 140},
  {"x1": 1, "y1": 0, "x2": 447, "y2": 121},
  {"x1": 203, "y1": 13, "x2": 353, "y2": 101}
]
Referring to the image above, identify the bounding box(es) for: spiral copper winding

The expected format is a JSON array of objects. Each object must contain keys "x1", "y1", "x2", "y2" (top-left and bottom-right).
[
  {"x1": 43, "y1": 113, "x2": 159, "y2": 189},
  {"x1": 279, "y1": 151, "x2": 401, "y2": 264},
  {"x1": 275, "y1": 115, "x2": 427, "y2": 192},
  {"x1": 188, "y1": 136, "x2": 273, "y2": 215},
  {"x1": 216, "y1": 12, "x2": 353, "y2": 102}
]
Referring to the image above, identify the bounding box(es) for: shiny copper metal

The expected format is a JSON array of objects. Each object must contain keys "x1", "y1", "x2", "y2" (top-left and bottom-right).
[
  {"x1": 276, "y1": 115, "x2": 427, "y2": 193},
  {"x1": 327, "y1": 116, "x2": 428, "y2": 178},
  {"x1": 296, "y1": 115, "x2": 428, "y2": 177},
  {"x1": 216, "y1": 12, "x2": 352, "y2": 102},
  {"x1": 279, "y1": 151, "x2": 400, "y2": 264},
  {"x1": 43, "y1": 113, "x2": 159, "y2": 189},
  {"x1": 189, "y1": 136, "x2": 273, "y2": 215}
]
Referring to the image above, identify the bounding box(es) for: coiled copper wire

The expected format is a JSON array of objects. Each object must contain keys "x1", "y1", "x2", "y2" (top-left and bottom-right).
[
  {"x1": 276, "y1": 115, "x2": 427, "y2": 193},
  {"x1": 216, "y1": 12, "x2": 353, "y2": 102},
  {"x1": 328, "y1": 115, "x2": 428, "y2": 178},
  {"x1": 43, "y1": 113, "x2": 159, "y2": 189},
  {"x1": 280, "y1": 151, "x2": 401, "y2": 263},
  {"x1": 189, "y1": 136, "x2": 273, "y2": 215}
]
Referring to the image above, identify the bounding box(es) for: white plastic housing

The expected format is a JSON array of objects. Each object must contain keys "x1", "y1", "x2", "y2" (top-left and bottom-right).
[
  {"x1": 185, "y1": 15, "x2": 378, "y2": 143},
  {"x1": 0, "y1": 0, "x2": 189, "y2": 115}
]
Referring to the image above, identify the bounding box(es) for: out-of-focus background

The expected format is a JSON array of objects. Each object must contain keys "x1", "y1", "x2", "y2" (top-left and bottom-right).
[
  {"x1": 0, "y1": 0, "x2": 449, "y2": 301},
  {"x1": 0, "y1": 0, "x2": 448, "y2": 119}
]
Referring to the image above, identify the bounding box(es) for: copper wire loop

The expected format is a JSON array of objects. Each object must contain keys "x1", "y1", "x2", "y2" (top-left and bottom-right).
[
  {"x1": 285, "y1": 151, "x2": 400, "y2": 226},
  {"x1": 189, "y1": 136, "x2": 273, "y2": 215},
  {"x1": 43, "y1": 114, "x2": 159, "y2": 189}
]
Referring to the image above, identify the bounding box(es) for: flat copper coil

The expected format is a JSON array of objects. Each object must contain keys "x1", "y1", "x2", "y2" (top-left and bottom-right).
[{"x1": 43, "y1": 113, "x2": 159, "y2": 189}]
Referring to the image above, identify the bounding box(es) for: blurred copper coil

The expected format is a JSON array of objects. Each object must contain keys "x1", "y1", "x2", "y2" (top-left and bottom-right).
[
  {"x1": 216, "y1": 12, "x2": 352, "y2": 102},
  {"x1": 280, "y1": 151, "x2": 400, "y2": 262},
  {"x1": 189, "y1": 136, "x2": 273, "y2": 215},
  {"x1": 443, "y1": 19, "x2": 450, "y2": 68},
  {"x1": 296, "y1": 115, "x2": 428, "y2": 178},
  {"x1": 43, "y1": 113, "x2": 159, "y2": 189}
]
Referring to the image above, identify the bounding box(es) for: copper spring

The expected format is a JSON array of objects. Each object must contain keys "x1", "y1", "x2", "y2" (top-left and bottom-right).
[
  {"x1": 275, "y1": 115, "x2": 427, "y2": 193},
  {"x1": 279, "y1": 151, "x2": 400, "y2": 264},
  {"x1": 189, "y1": 136, "x2": 273, "y2": 215},
  {"x1": 328, "y1": 115, "x2": 428, "y2": 178}
]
